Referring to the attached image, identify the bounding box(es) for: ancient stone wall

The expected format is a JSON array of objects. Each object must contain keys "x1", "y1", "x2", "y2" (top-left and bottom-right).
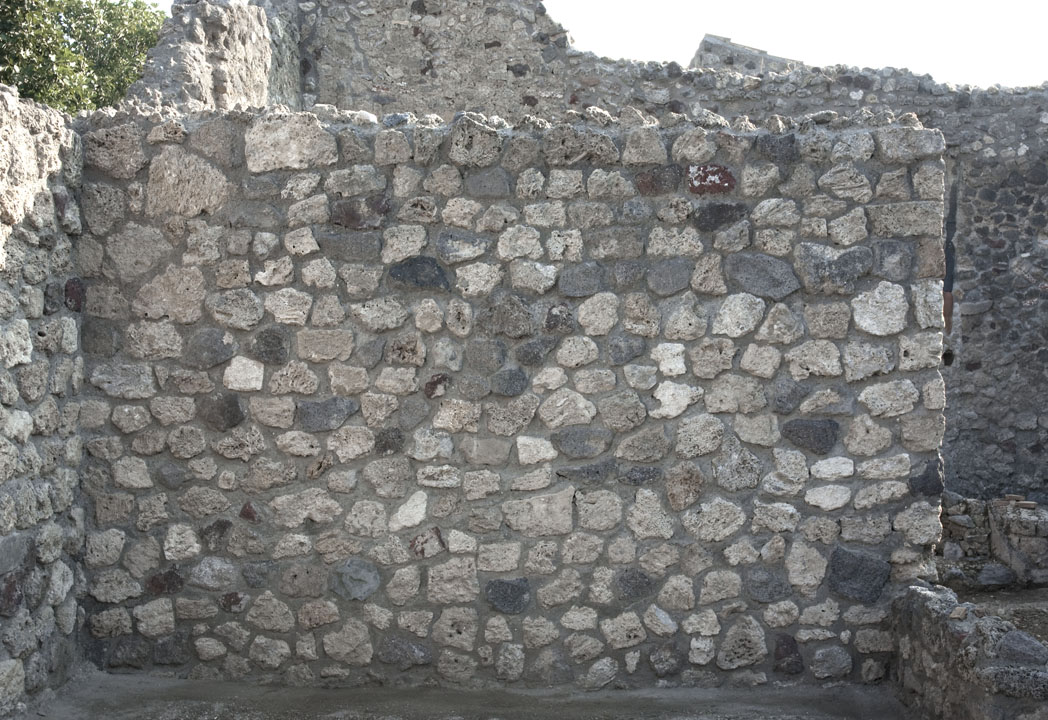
[
  {"x1": 893, "y1": 585, "x2": 1048, "y2": 720},
  {"x1": 129, "y1": 0, "x2": 1048, "y2": 502},
  {"x1": 74, "y1": 102, "x2": 946, "y2": 689},
  {"x1": 0, "y1": 86, "x2": 86, "y2": 714},
  {"x1": 129, "y1": 0, "x2": 301, "y2": 112}
]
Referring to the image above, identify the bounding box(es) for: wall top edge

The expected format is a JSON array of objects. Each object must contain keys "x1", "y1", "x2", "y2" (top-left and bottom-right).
[{"x1": 73, "y1": 101, "x2": 945, "y2": 145}]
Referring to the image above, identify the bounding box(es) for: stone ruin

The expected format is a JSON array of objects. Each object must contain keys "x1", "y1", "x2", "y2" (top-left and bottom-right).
[{"x1": 0, "y1": 1, "x2": 1046, "y2": 718}]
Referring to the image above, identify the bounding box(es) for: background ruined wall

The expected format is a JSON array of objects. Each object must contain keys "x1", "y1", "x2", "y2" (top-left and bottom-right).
[
  {"x1": 0, "y1": 87, "x2": 86, "y2": 714},
  {"x1": 74, "y1": 103, "x2": 945, "y2": 689},
  {"x1": 130, "y1": 0, "x2": 1048, "y2": 503}
]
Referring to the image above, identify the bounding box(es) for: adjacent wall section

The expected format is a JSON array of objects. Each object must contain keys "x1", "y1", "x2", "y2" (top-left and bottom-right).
[
  {"x1": 0, "y1": 87, "x2": 85, "y2": 713},
  {"x1": 77, "y1": 106, "x2": 945, "y2": 687}
]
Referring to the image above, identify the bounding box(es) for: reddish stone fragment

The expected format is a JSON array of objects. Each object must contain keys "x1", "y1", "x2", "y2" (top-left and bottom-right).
[
  {"x1": 687, "y1": 164, "x2": 736, "y2": 195},
  {"x1": 409, "y1": 527, "x2": 446, "y2": 558},
  {"x1": 424, "y1": 373, "x2": 451, "y2": 399},
  {"x1": 220, "y1": 592, "x2": 247, "y2": 612},
  {"x1": 240, "y1": 502, "x2": 259, "y2": 523},
  {"x1": 64, "y1": 278, "x2": 86, "y2": 311},
  {"x1": 146, "y1": 568, "x2": 185, "y2": 595}
]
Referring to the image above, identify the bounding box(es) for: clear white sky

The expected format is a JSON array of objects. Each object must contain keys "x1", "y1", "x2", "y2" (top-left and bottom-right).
[
  {"x1": 543, "y1": 0, "x2": 1047, "y2": 89},
  {"x1": 154, "y1": 0, "x2": 1047, "y2": 89}
]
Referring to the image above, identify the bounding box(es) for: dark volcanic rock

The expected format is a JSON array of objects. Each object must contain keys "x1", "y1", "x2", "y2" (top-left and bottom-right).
[
  {"x1": 618, "y1": 466, "x2": 663, "y2": 486},
  {"x1": 794, "y1": 244, "x2": 873, "y2": 295},
  {"x1": 745, "y1": 568, "x2": 791, "y2": 604},
  {"x1": 298, "y1": 397, "x2": 359, "y2": 432},
  {"x1": 781, "y1": 419, "x2": 839, "y2": 455},
  {"x1": 725, "y1": 253, "x2": 801, "y2": 300},
  {"x1": 486, "y1": 577, "x2": 530, "y2": 614},
  {"x1": 827, "y1": 546, "x2": 890, "y2": 603},
  {"x1": 516, "y1": 336, "x2": 558, "y2": 366},
  {"x1": 649, "y1": 640, "x2": 685, "y2": 677},
  {"x1": 647, "y1": 258, "x2": 694, "y2": 296},
  {"x1": 693, "y1": 202, "x2": 747, "y2": 231},
  {"x1": 558, "y1": 262, "x2": 606, "y2": 297},
  {"x1": 185, "y1": 328, "x2": 238, "y2": 369},
  {"x1": 389, "y1": 256, "x2": 450, "y2": 290},
  {"x1": 555, "y1": 459, "x2": 617, "y2": 485},
  {"x1": 377, "y1": 636, "x2": 434, "y2": 670},
  {"x1": 756, "y1": 133, "x2": 799, "y2": 165},
  {"x1": 198, "y1": 392, "x2": 247, "y2": 432},
  {"x1": 909, "y1": 455, "x2": 945, "y2": 496},
  {"x1": 551, "y1": 427, "x2": 613, "y2": 459},
  {"x1": 544, "y1": 303, "x2": 577, "y2": 334},
  {"x1": 636, "y1": 164, "x2": 684, "y2": 196},
  {"x1": 616, "y1": 568, "x2": 654, "y2": 602},
  {"x1": 607, "y1": 334, "x2": 646, "y2": 365},
  {"x1": 774, "y1": 634, "x2": 805, "y2": 674},
  {"x1": 251, "y1": 327, "x2": 290, "y2": 365},
  {"x1": 491, "y1": 368, "x2": 529, "y2": 396}
]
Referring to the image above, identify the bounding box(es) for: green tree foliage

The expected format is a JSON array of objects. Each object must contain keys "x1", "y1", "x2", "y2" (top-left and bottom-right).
[{"x1": 0, "y1": 0, "x2": 164, "y2": 113}]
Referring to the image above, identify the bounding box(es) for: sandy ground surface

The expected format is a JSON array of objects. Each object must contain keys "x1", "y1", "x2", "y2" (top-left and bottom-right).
[{"x1": 20, "y1": 667, "x2": 919, "y2": 720}]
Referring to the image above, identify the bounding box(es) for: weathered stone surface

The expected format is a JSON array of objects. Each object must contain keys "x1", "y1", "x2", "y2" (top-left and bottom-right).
[
  {"x1": 716, "y1": 616, "x2": 767, "y2": 669},
  {"x1": 794, "y1": 243, "x2": 873, "y2": 295},
  {"x1": 146, "y1": 146, "x2": 232, "y2": 217},
  {"x1": 724, "y1": 254, "x2": 800, "y2": 301},
  {"x1": 676, "y1": 414, "x2": 724, "y2": 459},
  {"x1": 781, "y1": 419, "x2": 839, "y2": 455},
  {"x1": 376, "y1": 636, "x2": 433, "y2": 670},
  {"x1": 550, "y1": 427, "x2": 612, "y2": 459},
  {"x1": 827, "y1": 546, "x2": 890, "y2": 603},
  {"x1": 83, "y1": 123, "x2": 147, "y2": 178},
  {"x1": 90, "y1": 364, "x2": 155, "y2": 399},
  {"x1": 330, "y1": 557, "x2": 380, "y2": 601},
  {"x1": 503, "y1": 487, "x2": 574, "y2": 537},
  {"x1": 427, "y1": 558, "x2": 480, "y2": 604},
  {"x1": 712, "y1": 293, "x2": 765, "y2": 337},
  {"x1": 245, "y1": 113, "x2": 337, "y2": 172},
  {"x1": 812, "y1": 646, "x2": 853, "y2": 679},
  {"x1": 133, "y1": 265, "x2": 206, "y2": 323},
  {"x1": 600, "y1": 611, "x2": 647, "y2": 649},
  {"x1": 538, "y1": 389, "x2": 596, "y2": 429},
  {"x1": 852, "y1": 282, "x2": 908, "y2": 336},
  {"x1": 323, "y1": 620, "x2": 373, "y2": 666},
  {"x1": 485, "y1": 578, "x2": 530, "y2": 615},
  {"x1": 683, "y1": 498, "x2": 745, "y2": 542},
  {"x1": 624, "y1": 489, "x2": 673, "y2": 540}
]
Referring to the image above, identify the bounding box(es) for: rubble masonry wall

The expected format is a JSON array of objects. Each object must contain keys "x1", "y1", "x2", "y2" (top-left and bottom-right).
[
  {"x1": 133, "y1": 0, "x2": 1048, "y2": 502},
  {"x1": 0, "y1": 88, "x2": 86, "y2": 713},
  {"x1": 74, "y1": 104, "x2": 946, "y2": 690}
]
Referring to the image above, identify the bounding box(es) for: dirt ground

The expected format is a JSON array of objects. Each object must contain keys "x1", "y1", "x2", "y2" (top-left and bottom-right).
[
  {"x1": 964, "y1": 586, "x2": 1048, "y2": 645},
  {"x1": 21, "y1": 667, "x2": 918, "y2": 720}
]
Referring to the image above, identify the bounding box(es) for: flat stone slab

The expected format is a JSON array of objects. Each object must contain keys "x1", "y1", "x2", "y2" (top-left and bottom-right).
[{"x1": 30, "y1": 668, "x2": 918, "y2": 720}]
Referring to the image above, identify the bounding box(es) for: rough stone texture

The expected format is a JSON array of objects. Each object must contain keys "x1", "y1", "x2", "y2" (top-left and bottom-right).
[
  {"x1": 6, "y1": 30, "x2": 957, "y2": 698},
  {"x1": 0, "y1": 86, "x2": 84, "y2": 711},
  {"x1": 894, "y1": 585, "x2": 1048, "y2": 720}
]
